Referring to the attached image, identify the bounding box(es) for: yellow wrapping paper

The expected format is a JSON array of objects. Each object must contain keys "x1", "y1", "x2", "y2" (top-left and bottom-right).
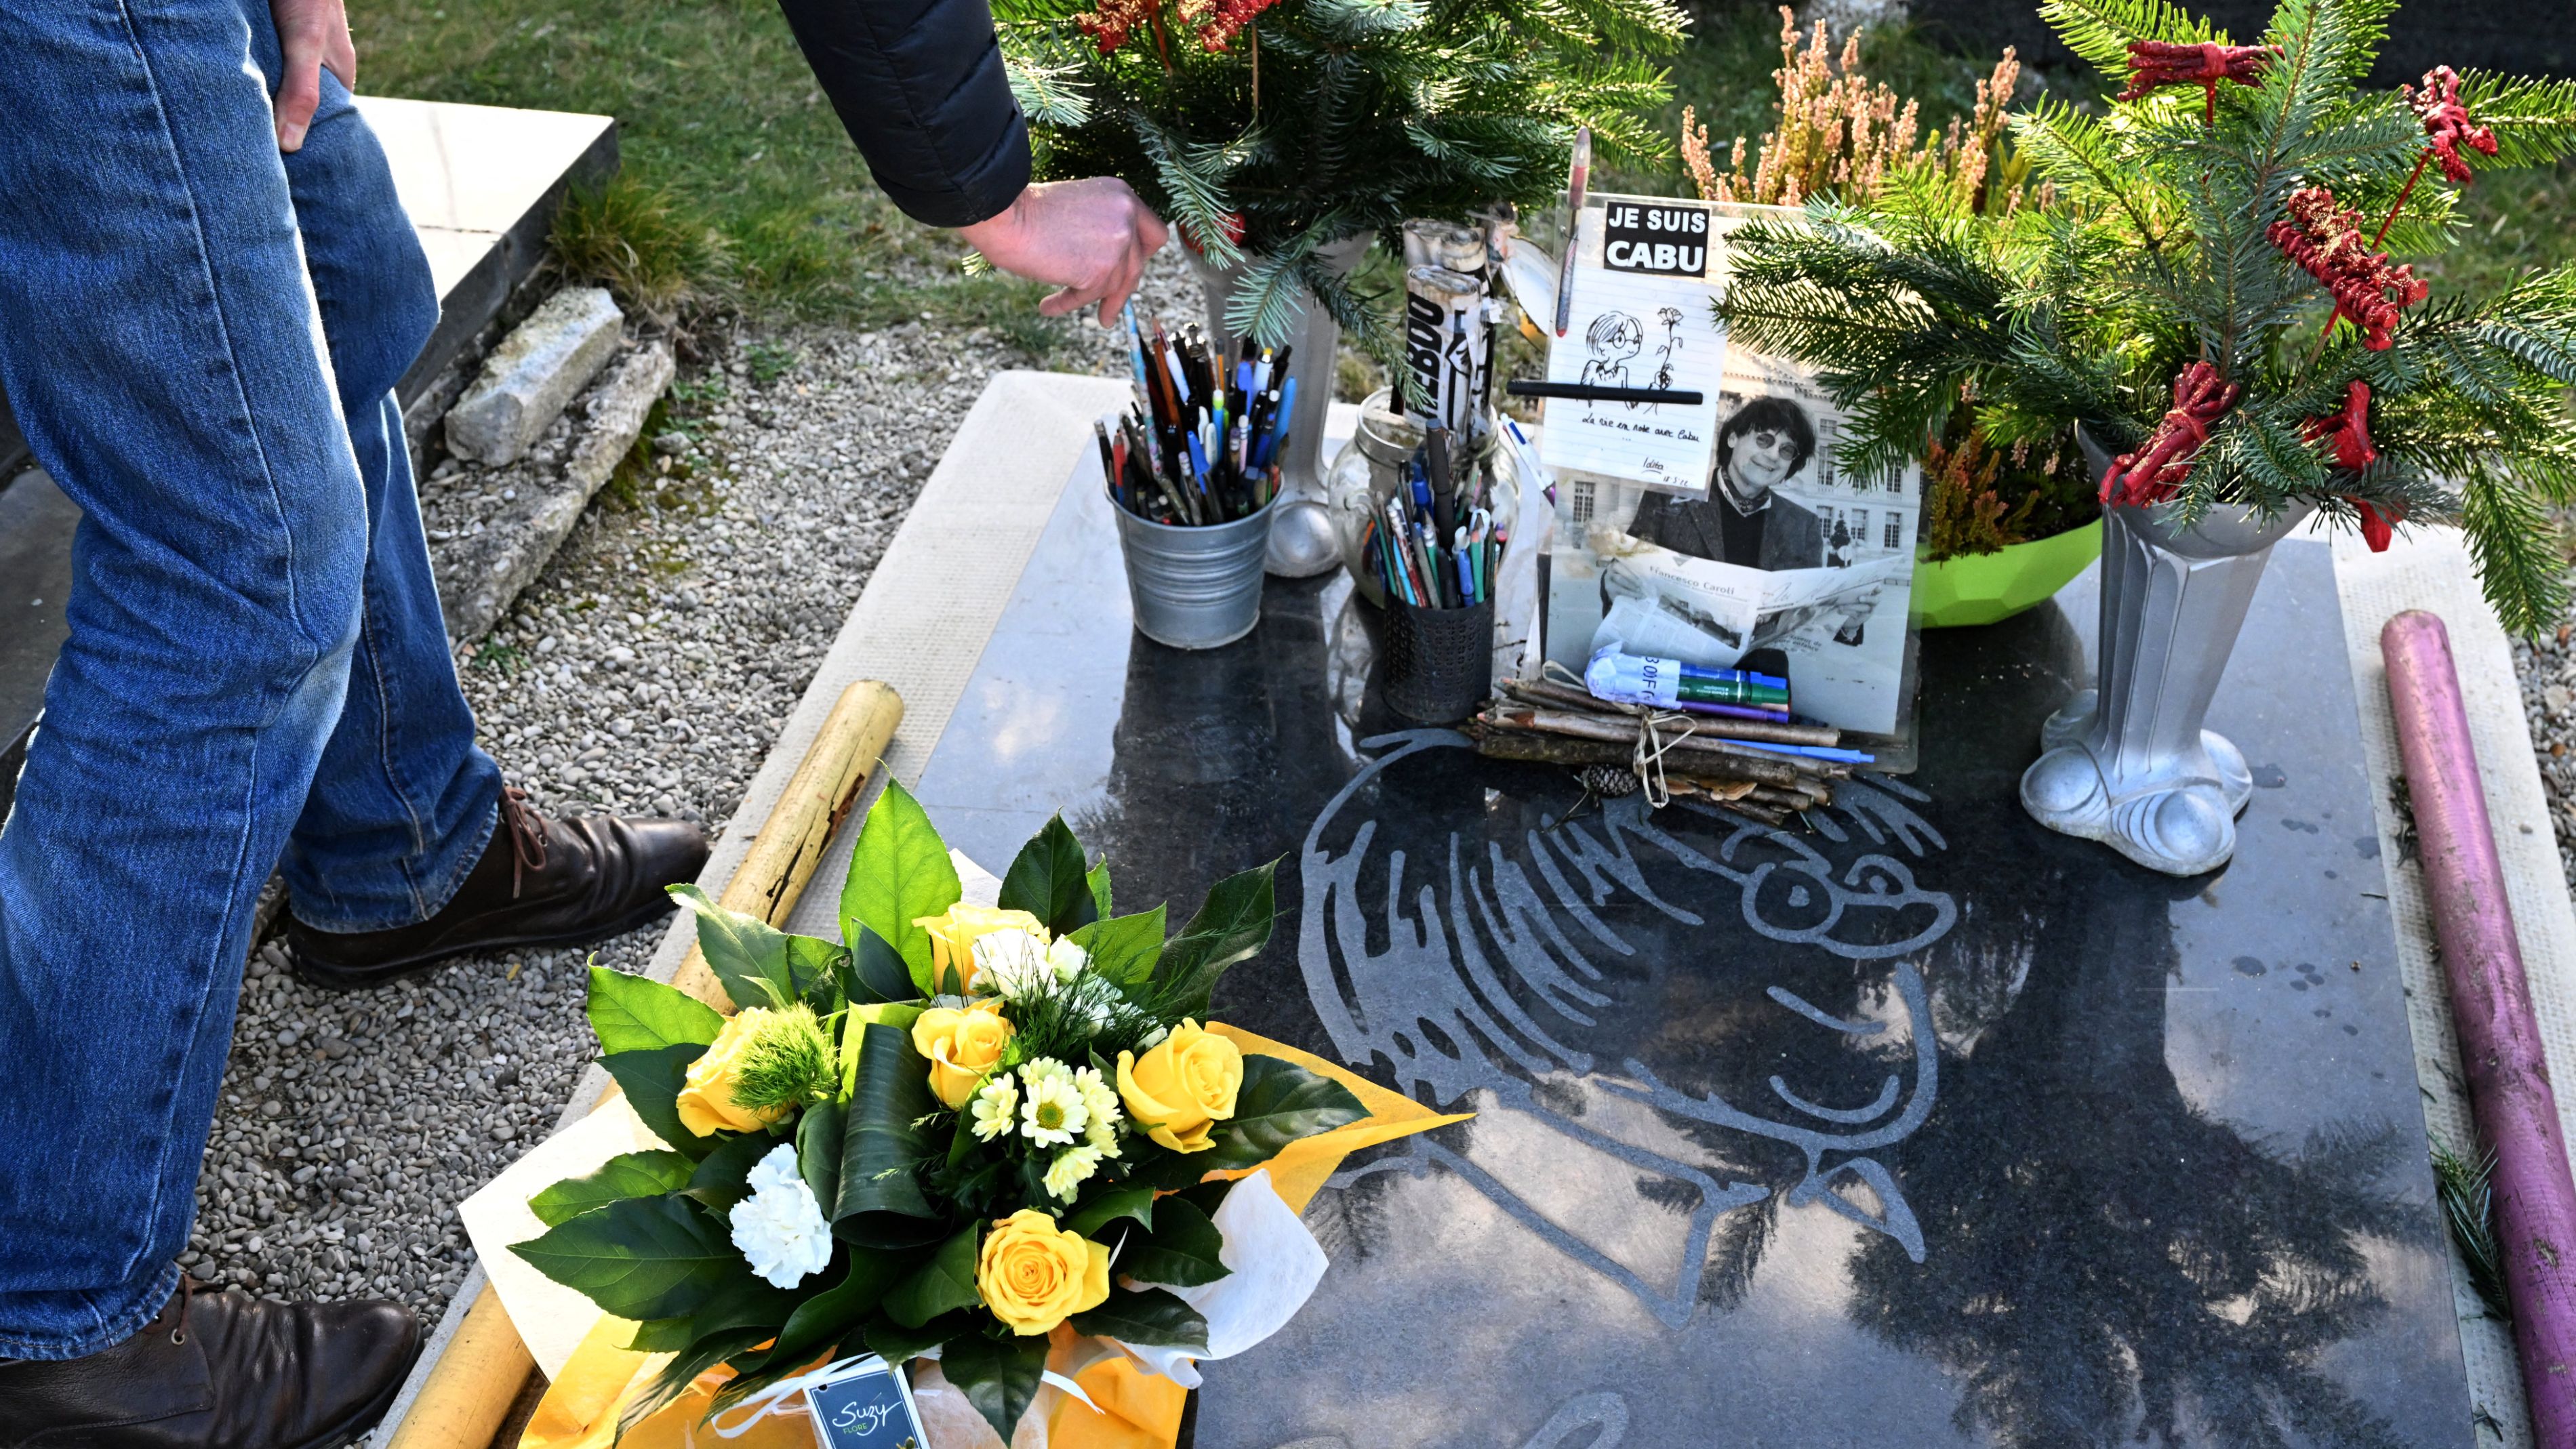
[{"x1": 521, "y1": 1027, "x2": 1466, "y2": 1449}]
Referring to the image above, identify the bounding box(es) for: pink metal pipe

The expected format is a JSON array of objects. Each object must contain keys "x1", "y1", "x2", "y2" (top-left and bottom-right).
[{"x1": 2383, "y1": 609, "x2": 2576, "y2": 1440}]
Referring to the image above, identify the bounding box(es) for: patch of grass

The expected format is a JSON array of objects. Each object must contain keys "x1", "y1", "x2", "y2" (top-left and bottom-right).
[
  {"x1": 2409, "y1": 160, "x2": 2576, "y2": 298},
  {"x1": 363, "y1": 0, "x2": 1048, "y2": 336},
  {"x1": 472, "y1": 640, "x2": 529, "y2": 675},
  {"x1": 550, "y1": 174, "x2": 731, "y2": 324}
]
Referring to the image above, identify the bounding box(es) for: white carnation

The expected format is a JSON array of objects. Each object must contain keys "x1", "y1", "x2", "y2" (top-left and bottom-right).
[
  {"x1": 727, "y1": 1143, "x2": 832, "y2": 1290},
  {"x1": 972, "y1": 928, "x2": 1057, "y2": 1001}
]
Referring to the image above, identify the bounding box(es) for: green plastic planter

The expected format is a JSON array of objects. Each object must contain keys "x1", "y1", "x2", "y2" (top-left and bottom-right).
[{"x1": 1910, "y1": 520, "x2": 2104, "y2": 628}]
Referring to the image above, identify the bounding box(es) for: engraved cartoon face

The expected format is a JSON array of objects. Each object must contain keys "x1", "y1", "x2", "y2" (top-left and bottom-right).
[{"x1": 1297, "y1": 731, "x2": 1963, "y2": 1325}]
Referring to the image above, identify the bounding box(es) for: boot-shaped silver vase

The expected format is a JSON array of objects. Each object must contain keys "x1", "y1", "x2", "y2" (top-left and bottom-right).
[{"x1": 2020, "y1": 495, "x2": 2311, "y2": 875}]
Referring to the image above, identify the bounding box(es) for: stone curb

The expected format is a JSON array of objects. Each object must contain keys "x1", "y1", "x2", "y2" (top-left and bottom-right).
[
  {"x1": 443, "y1": 287, "x2": 624, "y2": 466},
  {"x1": 434, "y1": 339, "x2": 675, "y2": 643}
]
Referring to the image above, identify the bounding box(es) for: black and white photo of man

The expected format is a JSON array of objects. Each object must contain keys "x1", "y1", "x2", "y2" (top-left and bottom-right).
[{"x1": 1625, "y1": 395, "x2": 1826, "y2": 571}]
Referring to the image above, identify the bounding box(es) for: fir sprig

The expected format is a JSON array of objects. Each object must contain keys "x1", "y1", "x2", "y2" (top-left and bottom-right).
[{"x1": 1719, "y1": 0, "x2": 2576, "y2": 634}]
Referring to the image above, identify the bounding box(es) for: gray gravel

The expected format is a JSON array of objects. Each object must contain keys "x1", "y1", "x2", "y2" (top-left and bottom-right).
[
  {"x1": 184, "y1": 251, "x2": 1202, "y2": 1324},
  {"x1": 2513, "y1": 623, "x2": 2576, "y2": 887}
]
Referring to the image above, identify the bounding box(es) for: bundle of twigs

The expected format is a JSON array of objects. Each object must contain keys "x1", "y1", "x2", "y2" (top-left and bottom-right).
[{"x1": 1468, "y1": 678, "x2": 1847, "y2": 824}]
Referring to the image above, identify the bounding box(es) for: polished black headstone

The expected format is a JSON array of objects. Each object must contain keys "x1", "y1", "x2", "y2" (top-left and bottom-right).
[{"x1": 912, "y1": 457, "x2": 2473, "y2": 1447}]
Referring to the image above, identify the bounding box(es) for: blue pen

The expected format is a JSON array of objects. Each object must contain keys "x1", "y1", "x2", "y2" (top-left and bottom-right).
[
  {"x1": 1720, "y1": 739, "x2": 1878, "y2": 765},
  {"x1": 1185, "y1": 432, "x2": 1212, "y2": 490},
  {"x1": 1264, "y1": 377, "x2": 1298, "y2": 466}
]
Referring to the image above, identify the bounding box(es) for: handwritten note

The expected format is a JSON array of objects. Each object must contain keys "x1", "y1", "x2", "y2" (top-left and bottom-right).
[
  {"x1": 808, "y1": 1364, "x2": 925, "y2": 1449},
  {"x1": 1537, "y1": 197, "x2": 1729, "y2": 495}
]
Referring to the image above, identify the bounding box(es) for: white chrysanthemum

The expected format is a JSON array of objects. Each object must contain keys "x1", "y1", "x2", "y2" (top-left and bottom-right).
[
  {"x1": 1043, "y1": 1145, "x2": 1104, "y2": 1201},
  {"x1": 971, "y1": 928, "x2": 1056, "y2": 1001},
  {"x1": 1020, "y1": 1070, "x2": 1088, "y2": 1147},
  {"x1": 1046, "y1": 937, "x2": 1091, "y2": 984},
  {"x1": 1074, "y1": 1066, "x2": 1122, "y2": 1128},
  {"x1": 728, "y1": 1143, "x2": 831, "y2": 1290},
  {"x1": 1020, "y1": 1057, "x2": 1074, "y2": 1088},
  {"x1": 969, "y1": 1076, "x2": 1019, "y2": 1142}
]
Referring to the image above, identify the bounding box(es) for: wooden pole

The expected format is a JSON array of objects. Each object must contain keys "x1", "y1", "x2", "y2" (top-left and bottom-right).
[
  {"x1": 380, "y1": 680, "x2": 906, "y2": 1449},
  {"x1": 2381, "y1": 612, "x2": 2576, "y2": 1442},
  {"x1": 672, "y1": 680, "x2": 903, "y2": 1009}
]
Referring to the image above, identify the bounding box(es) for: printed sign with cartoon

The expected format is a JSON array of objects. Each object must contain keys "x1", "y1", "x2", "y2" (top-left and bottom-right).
[{"x1": 1536, "y1": 195, "x2": 1729, "y2": 493}]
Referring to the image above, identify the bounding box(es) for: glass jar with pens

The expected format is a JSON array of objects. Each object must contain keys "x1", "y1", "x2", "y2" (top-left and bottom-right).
[{"x1": 1099, "y1": 306, "x2": 1295, "y2": 649}]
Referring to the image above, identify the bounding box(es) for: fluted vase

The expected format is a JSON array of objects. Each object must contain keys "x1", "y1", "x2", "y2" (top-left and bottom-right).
[{"x1": 2019, "y1": 438, "x2": 2311, "y2": 876}]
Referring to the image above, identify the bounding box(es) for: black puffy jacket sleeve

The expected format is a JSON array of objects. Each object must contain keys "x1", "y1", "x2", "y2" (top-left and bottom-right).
[{"x1": 776, "y1": 0, "x2": 1032, "y2": 228}]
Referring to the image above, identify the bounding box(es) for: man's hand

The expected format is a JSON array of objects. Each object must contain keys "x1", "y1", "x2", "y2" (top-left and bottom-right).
[
  {"x1": 271, "y1": 0, "x2": 357, "y2": 152},
  {"x1": 959, "y1": 178, "x2": 1169, "y2": 327}
]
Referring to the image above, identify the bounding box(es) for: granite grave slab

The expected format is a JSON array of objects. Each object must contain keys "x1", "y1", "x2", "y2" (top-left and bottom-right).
[{"x1": 898, "y1": 447, "x2": 2474, "y2": 1448}]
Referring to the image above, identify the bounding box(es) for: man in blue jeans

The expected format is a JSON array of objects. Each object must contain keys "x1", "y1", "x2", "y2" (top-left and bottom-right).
[{"x1": 0, "y1": 0, "x2": 1165, "y2": 1442}]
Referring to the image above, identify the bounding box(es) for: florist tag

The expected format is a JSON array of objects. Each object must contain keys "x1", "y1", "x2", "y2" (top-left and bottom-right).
[{"x1": 806, "y1": 1359, "x2": 926, "y2": 1449}]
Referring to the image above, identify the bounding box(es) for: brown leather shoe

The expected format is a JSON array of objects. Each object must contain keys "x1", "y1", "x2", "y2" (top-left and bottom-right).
[
  {"x1": 0, "y1": 1278, "x2": 418, "y2": 1448},
  {"x1": 287, "y1": 786, "x2": 709, "y2": 990}
]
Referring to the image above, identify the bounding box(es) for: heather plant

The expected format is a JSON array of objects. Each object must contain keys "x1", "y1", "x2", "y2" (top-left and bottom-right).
[{"x1": 1716, "y1": 0, "x2": 2576, "y2": 631}]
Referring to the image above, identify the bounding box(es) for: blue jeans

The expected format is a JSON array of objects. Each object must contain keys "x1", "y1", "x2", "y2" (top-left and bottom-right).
[{"x1": 0, "y1": 0, "x2": 502, "y2": 1358}]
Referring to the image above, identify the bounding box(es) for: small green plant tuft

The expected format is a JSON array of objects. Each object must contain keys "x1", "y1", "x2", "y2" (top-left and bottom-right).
[
  {"x1": 2430, "y1": 1139, "x2": 2512, "y2": 1322},
  {"x1": 550, "y1": 176, "x2": 733, "y2": 326}
]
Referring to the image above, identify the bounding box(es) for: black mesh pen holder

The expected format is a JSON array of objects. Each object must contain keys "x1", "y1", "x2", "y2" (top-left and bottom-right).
[{"x1": 1382, "y1": 597, "x2": 1495, "y2": 724}]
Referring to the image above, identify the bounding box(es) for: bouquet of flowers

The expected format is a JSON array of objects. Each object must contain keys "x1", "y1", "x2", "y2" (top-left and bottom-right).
[
  {"x1": 1712, "y1": 0, "x2": 2576, "y2": 631},
  {"x1": 510, "y1": 781, "x2": 1429, "y2": 1444}
]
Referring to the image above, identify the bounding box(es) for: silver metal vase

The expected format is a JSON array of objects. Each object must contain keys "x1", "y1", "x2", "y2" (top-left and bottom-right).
[
  {"x1": 2019, "y1": 438, "x2": 2312, "y2": 876},
  {"x1": 1187, "y1": 236, "x2": 1370, "y2": 578}
]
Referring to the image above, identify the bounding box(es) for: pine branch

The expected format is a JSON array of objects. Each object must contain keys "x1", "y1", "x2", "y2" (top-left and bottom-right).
[
  {"x1": 2454, "y1": 71, "x2": 2576, "y2": 169},
  {"x1": 2036, "y1": 0, "x2": 2231, "y2": 83},
  {"x1": 1132, "y1": 115, "x2": 1246, "y2": 267}
]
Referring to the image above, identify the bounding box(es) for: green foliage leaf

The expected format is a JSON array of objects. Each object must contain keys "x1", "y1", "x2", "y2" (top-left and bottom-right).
[
  {"x1": 765, "y1": 1247, "x2": 910, "y2": 1368},
  {"x1": 942, "y1": 1332, "x2": 1051, "y2": 1445},
  {"x1": 623, "y1": 1317, "x2": 697, "y2": 1352},
  {"x1": 513, "y1": 1196, "x2": 742, "y2": 1322},
  {"x1": 600, "y1": 1042, "x2": 719, "y2": 1161},
  {"x1": 1141, "y1": 861, "x2": 1277, "y2": 1017},
  {"x1": 1068, "y1": 905, "x2": 1167, "y2": 986},
  {"x1": 1086, "y1": 861, "x2": 1113, "y2": 921},
  {"x1": 883, "y1": 1224, "x2": 984, "y2": 1329},
  {"x1": 668, "y1": 884, "x2": 797, "y2": 1011},
  {"x1": 683, "y1": 1130, "x2": 776, "y2": 1213},
  {"x1": 846, "y1": 925, "x2": 919, "y2": 1006},
  {"x1": 587, "y1": 966, "x2": 723, "y2": 1055},
  {"x1": 1192, "y1": 1055, "x2": 1370, "y2": 1173},
  {"x1": 999, "y1": 815, "x2": 1100, "y2": 937},
  {"x1": 839, "y1": 779, "x2": 961, "y2": 994},
  {"x1": 529, "y1": 1151, "x2": 695, "y2": 1228},
  {"x1": 1069, "y1": 1287, "x2": 1211, "y2": 1351},
  {"x1": 1064, "y1": 1185, "x2": 1156, "y2": 1238},
  {"x1": 836, "y1": 1023, "x2": 940, "y2": 1224},
  {"x1": 797, "y1": 1099, "x2": 847, "y2": 1219},
  {"x1": 1121, "y1": 1195, "x2": 1230, "y2": 1287},
  {"x1": 864, "y1": 1309, "x2": 973, "y2": 1364}
]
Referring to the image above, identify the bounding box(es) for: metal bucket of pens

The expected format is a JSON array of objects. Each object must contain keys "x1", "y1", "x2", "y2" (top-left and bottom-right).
[
  {"x1": 1112, "y1": 499, "x2": 1275, "y2": 650},
  {"x1": 1099, "y1": 310, "x2": 1299, "y2": 649}
]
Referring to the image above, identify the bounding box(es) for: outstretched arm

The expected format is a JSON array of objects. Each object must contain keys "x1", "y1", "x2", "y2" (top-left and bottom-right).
[{"x1": 776, "y1": 0, "x2": 1166, "y2": 323}]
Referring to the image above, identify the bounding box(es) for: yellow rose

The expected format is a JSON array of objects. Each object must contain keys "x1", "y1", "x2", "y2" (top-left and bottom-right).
[
  {"x1": 910, "y1": 1000, "x2": 1014, "y2": 1109},
  {"x1": 675, "y1": 1012, "x2": 794, "y2": 1137},
  {"x1": 976, "y1": 1209, "x2": 1110, "y2": 1336},
  {"x1": 1116, "y1": 1019, "x2": 1243, "y2": 1154},
  {"x1": 913, "y1": 904, "x2": 1049, "y2": 993}
]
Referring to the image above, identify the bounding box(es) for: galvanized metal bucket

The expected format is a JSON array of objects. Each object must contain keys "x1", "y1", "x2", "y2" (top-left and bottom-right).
[{"x1": 1114, "y1": 499, "x2": 1276, "y2": 650}]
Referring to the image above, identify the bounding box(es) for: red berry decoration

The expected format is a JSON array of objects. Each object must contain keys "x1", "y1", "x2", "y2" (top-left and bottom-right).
[
  {"x1": 2268, "y1": 187, "x2": 2428, "y2": 350},
  {"x1": 2352, "y1": 498, "x2": 2398, "y2": 552},
  {"x1": 2303, "y1": 380, "x2": 2378, "y2": 472},
  {"x1": 2115, "y1": 40, "x2": 2278, "y2": 120},
  {"x1": 2406, "y1": 65, "x2": 2499, "y2": 185},
  {"x1": 2101, "y1": 361, "x2": 2240, "y2": 507}
]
